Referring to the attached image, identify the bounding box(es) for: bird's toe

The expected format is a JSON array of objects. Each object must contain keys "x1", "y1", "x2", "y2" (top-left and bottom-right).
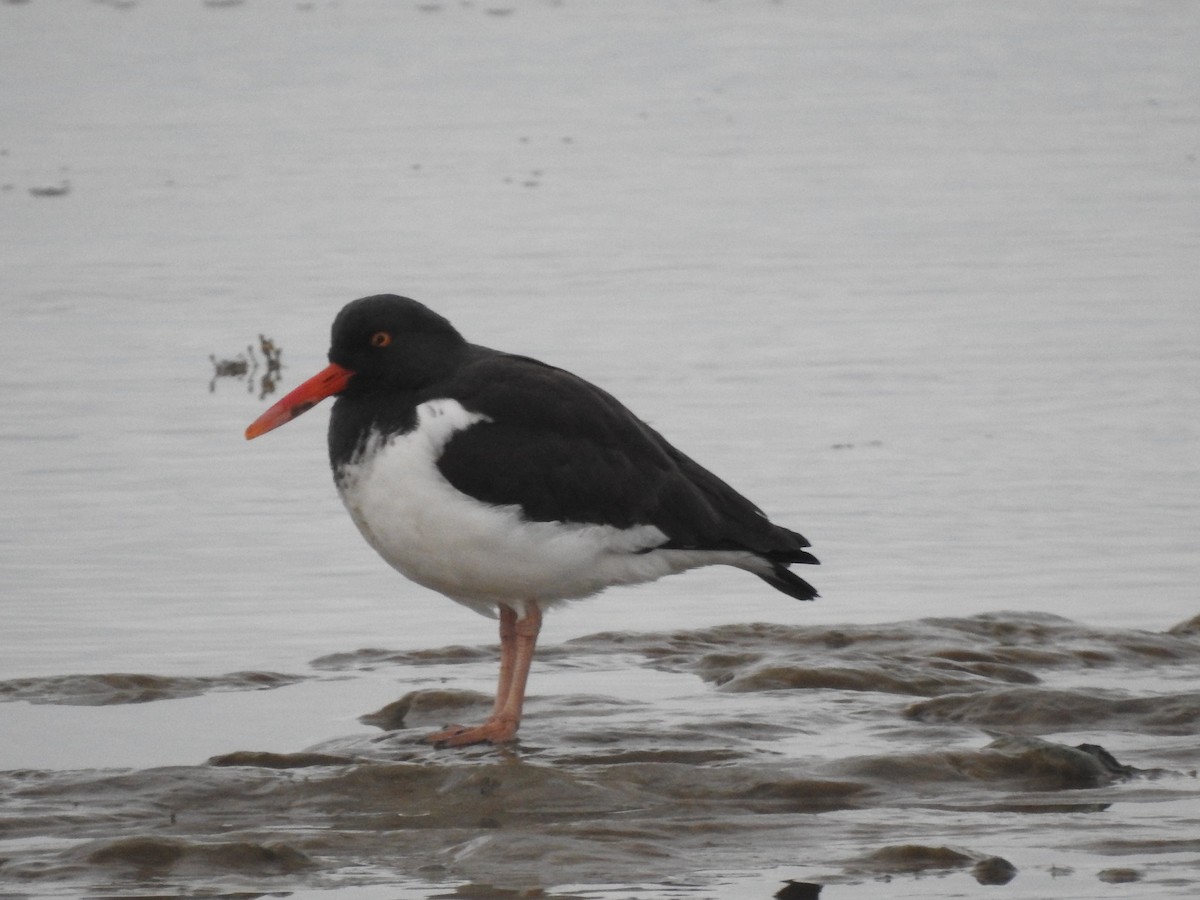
[{"x1": 424, "y1": 718, "x2": 518, "y2": 747}]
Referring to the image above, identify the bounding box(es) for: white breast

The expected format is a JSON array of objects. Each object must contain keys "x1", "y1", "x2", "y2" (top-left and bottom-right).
[{"x1": 334, "y1": 399, "x2": 757, "y2": 617}]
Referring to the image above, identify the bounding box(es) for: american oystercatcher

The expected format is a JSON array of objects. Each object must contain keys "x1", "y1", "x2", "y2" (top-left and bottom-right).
[{"x1": 246, "y1": 295, "x2": 818, "y2": 746}]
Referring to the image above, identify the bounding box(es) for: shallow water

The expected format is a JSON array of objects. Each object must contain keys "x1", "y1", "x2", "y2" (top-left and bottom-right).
[
  {"x1": 1, "y1": 0, "x2": 1199, "y2": 897},
  {"x1": 4, "y1": 612, "x2": 1200, "y2": 897}
]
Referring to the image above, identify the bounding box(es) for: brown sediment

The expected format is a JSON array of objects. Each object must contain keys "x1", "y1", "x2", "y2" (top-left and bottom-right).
[
  {"x1": 0, "y1": 671, "x2": 306, "y2": 706},
  {"x1": 208, "y1": 750, "x2": 358, "y2": 768},
  {"x1": 1168, "y1": 613, "x2": 1200, "y2": 636},
  {"x1": 359, "y1": 689, "x2": 494, "y2": 729},
  {"x1": 906, "y1": 688, "x2": 1200, "y2": 735},
  {"x1": 851, "y1": 843, "x2": 978, "y2": 873},
  {"x1": 312, "y1": 644, "x2": 494, "y2": 671},
  {"x1": 561, "y1": 612, "x2": 1200, "y2": 703},
  {"x1": 2, "y1": 612, "x2": 1199, "y2": 894},
  {"x1": 972, "y1": 856, "x2": 1019, "y2": 885},
  {"x1": 1097, "y1": 867, "x2": 1143, "y2": 883},
  {"x1": 81, "y1": 835, "x2": 313, "y2": 876},
  {"x1": 849, "y1": 844, "x2": 1019, "y2": 885}
]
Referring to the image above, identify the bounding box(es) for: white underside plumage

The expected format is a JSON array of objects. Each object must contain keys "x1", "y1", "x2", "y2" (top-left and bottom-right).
[{"x1": 334, "y1": 398, "x2": 765, "y2": 618}]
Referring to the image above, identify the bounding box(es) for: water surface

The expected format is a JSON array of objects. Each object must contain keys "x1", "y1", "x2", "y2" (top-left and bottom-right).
[{"x1": 1, "y1": 1, "x2": 1198, "y2": 897}]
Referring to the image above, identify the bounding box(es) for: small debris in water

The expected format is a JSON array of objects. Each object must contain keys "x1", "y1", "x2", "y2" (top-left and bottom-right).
[
  {"x1": 29, "y1": 180, "x2": 71, "y2": 197},
  {"x1": 209, "y1": 352, "x2": 250, "y2": 380},
  {"x1": 209, "y1": 334, "x2": 283, "y2": 397}
]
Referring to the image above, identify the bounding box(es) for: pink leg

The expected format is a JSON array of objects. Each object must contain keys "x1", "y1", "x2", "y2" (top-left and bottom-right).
[
  {"x1": 489, "y1": 605, "x2": 519, "y2": 719},
  {"x1": 425, "y1": 604, "x2": 542, "y2": 747}
]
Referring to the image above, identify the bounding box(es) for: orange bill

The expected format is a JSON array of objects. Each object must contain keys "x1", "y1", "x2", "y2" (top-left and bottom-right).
[{"x1": 245, "y1": 362, "x2": 354, "y2": 439}]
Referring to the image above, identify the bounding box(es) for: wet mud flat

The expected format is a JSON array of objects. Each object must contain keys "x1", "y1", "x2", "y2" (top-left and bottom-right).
[{"x1": 3, "y1": 611, "x2": 1200, "y2": 898}]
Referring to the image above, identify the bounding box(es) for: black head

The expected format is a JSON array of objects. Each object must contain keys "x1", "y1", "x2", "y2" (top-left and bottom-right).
[
  {"x1": 244, "y1": 294, "x2": 468, "y2": 442},
  {"x1": 329, "y1": 294, "x2": 468, "y2": 391}
]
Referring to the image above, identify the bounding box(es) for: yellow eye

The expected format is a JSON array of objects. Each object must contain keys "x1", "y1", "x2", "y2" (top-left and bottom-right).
[{"x1": 370, "y1": 331, "x2": 392, "y2": 348}]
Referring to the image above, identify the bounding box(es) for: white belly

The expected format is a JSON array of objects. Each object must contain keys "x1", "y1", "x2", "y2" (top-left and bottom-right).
[{"x1": 335, "y1": 399, "x2": 753, "y2": 617}]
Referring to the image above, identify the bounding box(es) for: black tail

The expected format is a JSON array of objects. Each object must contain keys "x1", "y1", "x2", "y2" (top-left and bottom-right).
[{"x1": 758, "y1": 561, "x2": 819, "y2": 601}]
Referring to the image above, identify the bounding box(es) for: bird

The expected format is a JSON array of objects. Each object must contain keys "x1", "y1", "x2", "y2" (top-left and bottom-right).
[{"x1": 245, "y1": 294, "x2": 818, "y2": 747}]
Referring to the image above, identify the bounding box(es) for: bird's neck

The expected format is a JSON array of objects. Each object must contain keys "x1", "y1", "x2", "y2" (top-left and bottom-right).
[{"x1": 327, "y1": 387, "x2": 422, "y2": 472}]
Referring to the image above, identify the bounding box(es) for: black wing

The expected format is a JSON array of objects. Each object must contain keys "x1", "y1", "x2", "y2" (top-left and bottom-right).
[{"x1": 433, "y1": 349, "x2": 818, "y2": 598}]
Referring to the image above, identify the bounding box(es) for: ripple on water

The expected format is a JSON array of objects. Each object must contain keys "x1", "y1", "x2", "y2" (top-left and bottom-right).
[
  {"x1": 2, "y1": 611, "x2": 1199, "y2": 895},
  {"x1": 0, "y1": 671, "x2": 306, "y2": 706}
]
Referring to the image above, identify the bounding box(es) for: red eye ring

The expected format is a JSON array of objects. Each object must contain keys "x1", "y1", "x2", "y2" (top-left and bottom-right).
[{"x1": 370, "y1": 331, "x2": 392, "y2": 348}]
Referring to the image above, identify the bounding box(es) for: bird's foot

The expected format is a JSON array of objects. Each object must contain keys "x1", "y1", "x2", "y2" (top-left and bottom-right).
[{"x1": 424, "y1": 717, "x2": 518, "y2": 747}]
